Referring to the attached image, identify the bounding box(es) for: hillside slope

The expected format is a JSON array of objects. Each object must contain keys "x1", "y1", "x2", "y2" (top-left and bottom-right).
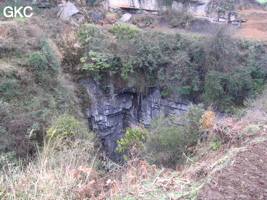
[
  {"x1": 107, "y1": 91, "x2": 267, "y2": 199},
  {"x1": 0, "y1": 2, "x2": 267, "y2": 199},
  {"x1": 198, "y1": 137, "x2": 267, "y2": 199}
]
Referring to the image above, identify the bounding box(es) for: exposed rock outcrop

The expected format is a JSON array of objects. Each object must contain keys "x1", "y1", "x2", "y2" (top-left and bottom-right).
[
  {"x1": 89, "y1": 9, "x2": 105, "y2": 23},
  {"x1": 58, "y1": 1, "x2": 79, "y2": 21},
  {"x1": 172, "y1": 0, "x2": 209, "y2": 17},
  {"x1": 120, "y1": 13, "x2": 132, "y2": 22},
  {"x1": 105, "y1": 0, "x2": 211, "y2": 15},
  {"x1": 106, "y1": 0, "x2": 158, "y2": 10},
  {"x1": 80, "y1": 79, "x2": 188, "y2": 162}
]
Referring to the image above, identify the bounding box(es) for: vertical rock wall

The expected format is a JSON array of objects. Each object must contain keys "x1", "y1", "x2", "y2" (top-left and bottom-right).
[
  {"x1": 107, "y1": 0, "x2": 158, "y2": 10},
  {"x1": 80, "y1": 79, "x2": 187, "y2": 162},
  {"x1": 106, "y1": 0, "x2": 211, "y2": 15},
  {"x1": 172, "y1": 0, "x2": 210, "y2": 16}
]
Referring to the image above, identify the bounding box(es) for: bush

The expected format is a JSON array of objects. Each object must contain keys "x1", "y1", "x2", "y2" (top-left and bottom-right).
[
  {"x1": 163, "y1": 9, "x2": 194, "y2": 28},
  {"x1": 116, "y1": 126, "x2": 147, "y2": 153},
  {"x1": 46, "y1": 114, "x2": 94, "y2": 142},
  {"x1": 203, "y1": 66, "x2": 253, "y2": 110},
  {"x1": 79, "y1": 26, "x2": 165, "y2": 81},
  {"x1": 132, "y1": 16, "x2": 155, "y2": 28},
  {"x1": 108, "y1": 26, "x2": 139, "y2": 39},
  {"x1": 27, "y1": 38, "x2": 60, "y2": 85},
  {"x1": 145, "y1": 113, "x2": 184, "y2": 167},
  {"x1": 144, "y1": 104, "x2": 204, "y2": 168},
  {"x1": 201, "y1": 28, "x2": 239, "y2": 72},
  {"x1": 81, "y1": 51, "x2": 116, "y2": 80}
]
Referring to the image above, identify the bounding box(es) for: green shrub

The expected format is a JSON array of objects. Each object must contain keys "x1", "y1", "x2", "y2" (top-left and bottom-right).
[
  {"x1": 183, "y1": 104, "x2": 205, "y2": 140},
  {"x1": 27, "y1": 38, "x2": 60, "y2": 85},
  {"x1": 163, "y1": 9, "x2": 194, "y2": 28},
  {"x1": 208, "y1": 135, "x2": 222, "y2": 151},
  {"x1": 203, "y1": 66, "x2": 253, "y2": 110},
  {"x1": 145, "y1": 113, "x2": 184, "y2": 167},
  {"x1": 81, "y1": 51, "x2": 116, "y2": 80},
  {"x1": 28, "y1": 53, "x2": 48, "y2": 71},
  {"x1": 202, "y1": 29, "x2": 238, "y2": 72},
  {"x1": 0, "y1": 100, "x2": 10, "y2": 124},
  {"x1": 240, "y1": 42, "x2": 267, "y2": 92},
  {"x1": 78, "y1": 26, "x2": 107, "y2": 52},
  {"x1": 46, "y1": 114, "x2": 93, "y2": 142},
  {"x1": 144, "y1": 104, "x2": 204, "y2": 168},
  {"x1": 79, "y1": 26, "x2": 165, "y2": 81},
  {"x1": 133, "y1": 33, "x2": 163, "y2": 76},
  {"x1": 39, "y1": 38, "x2": 60, "y2": 71},
  {"x1": 108, "y1": 26, "x2": 139, "y2": 39},
  {"x1": 116, "y1": 126, "x2": 146, "y2": 153},
  {"x1": 0, "y1": 78, "x2": 20, "y2": 102}
]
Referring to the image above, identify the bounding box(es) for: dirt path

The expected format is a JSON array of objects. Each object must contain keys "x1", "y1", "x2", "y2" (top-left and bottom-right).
[{"x1": 197, "y1": 137, "x2": 267, "y2": 200}]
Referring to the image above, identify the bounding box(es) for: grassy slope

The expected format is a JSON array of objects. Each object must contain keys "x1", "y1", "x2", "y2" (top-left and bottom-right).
[
  {"x1": 0, "y1": 13, "x2": 83, "y2": 161},
  {"x1": 109, "y1": 90, "x2": 267, "y2": 200}
]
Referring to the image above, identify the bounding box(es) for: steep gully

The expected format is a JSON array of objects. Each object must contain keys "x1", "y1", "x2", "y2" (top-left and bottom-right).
[{"x1": 80, "y1": 79, "x2": 188, "y2": 162}]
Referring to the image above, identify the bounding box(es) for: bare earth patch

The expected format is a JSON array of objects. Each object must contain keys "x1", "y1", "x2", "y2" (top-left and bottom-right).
[
  {"x1": 235, "y1": 9, "x2": 267, "y2": 41},
  {"x1": 197, "y1": 137, "x2": 267, "y2": 200}
]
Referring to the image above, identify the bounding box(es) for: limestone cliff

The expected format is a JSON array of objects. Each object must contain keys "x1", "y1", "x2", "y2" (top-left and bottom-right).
[
  {"x1": 106, "y1": 0, "x2": 158, "y2": 10},
  {"x1": 80, "y1": 79, "x2": 187, "y2": 162}
]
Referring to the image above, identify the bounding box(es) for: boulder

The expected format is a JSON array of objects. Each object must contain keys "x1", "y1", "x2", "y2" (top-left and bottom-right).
[
  {"x1": 58, "y1": 1, "x2": 79, "y2": 21},
  {"x1": 119, "y1": 13, "x2": 132, "y2": 22},
  {"x1": 89, "y1": 9, "x2": 104, "y2": 24}
]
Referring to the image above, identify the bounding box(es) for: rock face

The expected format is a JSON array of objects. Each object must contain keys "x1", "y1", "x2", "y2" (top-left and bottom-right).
[
  {"x1": 120, "y1": 13, "x2": 132, "y2": 22},
  {"x1": 58, "y1": 2, "x2": 79, "y2": 21},
  {"x1": 80, "y1": 79, "x2": 188, "y2": 162},
  {"x1": 172, "y1": 0, "x2": 210, "y2": 16},
  {"x1": 89, "y1": 10, "x2": 105, "y2": 23},
  {"x1": 106, "y1": 0, "x2": 210, "y2": 14},
  {"x1": 106, "y1": 0, "x2": 158, "y2": 10}
]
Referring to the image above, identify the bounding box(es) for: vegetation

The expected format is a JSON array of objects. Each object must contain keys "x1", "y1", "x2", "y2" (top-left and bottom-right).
[
  {"x1": 116, "y1": 104, "x2": 204, "y2": 168},
  {"x1": 0, "y1": 23, "x2": 82, "y2": 163},
  {"x1": 163, "y1": 9, "x2": 194, "y2": 28},
  {"x1": 116, "y1": 126, "x2": 147, "y2": 154},
  {"x1": 1, "y1": 2, "x2": 267, "y2": 199},
  {"x1": 78, "y1": 25, "x2": 267, "y2": 110},
  {"x1": 0, "y1": 127, "x2": 94, "y2": 199}
]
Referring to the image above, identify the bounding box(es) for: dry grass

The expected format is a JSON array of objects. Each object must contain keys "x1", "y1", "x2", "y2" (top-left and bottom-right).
[
  {"x1": 0, "y1": 137, "x2": 96, "y2": 200},
  {"x1": 241, "y1": 89, "x2": 267, "y2": 124},
  {"x1": 235, "y1": 9, "x2": 267, "y2": 41},
  {"x1": 2, "y1": 89, "x2": 267, "y2": 199}
]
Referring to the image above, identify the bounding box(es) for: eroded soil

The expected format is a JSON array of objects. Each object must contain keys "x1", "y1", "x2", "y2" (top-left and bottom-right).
[
  {"x1": 197, "y1": 137, "x2": 267, "y2": 200},
  {"x1": 234, "y1": 9, "x2": 267, "y2": 41}
]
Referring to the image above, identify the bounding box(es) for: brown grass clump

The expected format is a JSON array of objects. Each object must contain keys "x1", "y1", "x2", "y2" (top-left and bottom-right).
[{"x1": 0, "y1": 136, "x2": 98, "y2": 200}]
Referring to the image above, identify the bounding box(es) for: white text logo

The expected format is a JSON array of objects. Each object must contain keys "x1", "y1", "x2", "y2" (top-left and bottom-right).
[{"x1": 3, "y1": 6, "x2": 33, "y2": 18}]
